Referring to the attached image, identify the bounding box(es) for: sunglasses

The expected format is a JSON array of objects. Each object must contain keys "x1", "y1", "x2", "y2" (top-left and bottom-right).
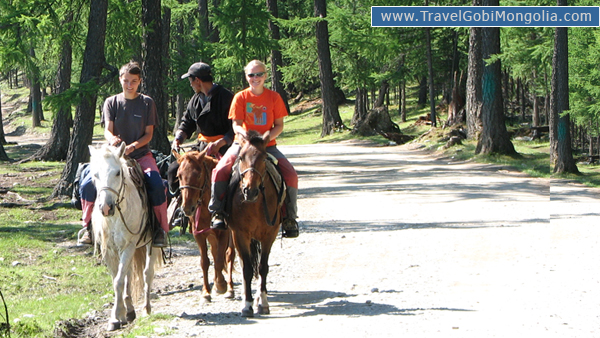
[{"x1": 247, "y1": 72, "x2": 265, "y2": 78}]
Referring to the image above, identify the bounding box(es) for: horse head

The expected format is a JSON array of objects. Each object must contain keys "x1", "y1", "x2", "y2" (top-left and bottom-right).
[
  {"x1": 89, "y1": 143, "x2": 127, "y2": 217},
  {"x1": 238, "y1": 130, "x2": 268, "y2": 203},
  {"x1": 175, "y1": 149, "x2": 214, "y2": 217}
]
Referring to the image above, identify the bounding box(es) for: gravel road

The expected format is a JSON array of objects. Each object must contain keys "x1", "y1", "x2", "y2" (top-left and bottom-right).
[{"x1": 98, "y1": 142, "x2": 600, "y2": 337}]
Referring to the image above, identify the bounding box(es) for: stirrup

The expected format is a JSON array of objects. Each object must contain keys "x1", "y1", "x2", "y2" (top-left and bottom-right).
[{"x1": 210, "y1": 213, "x2": 227, "y2": 230}]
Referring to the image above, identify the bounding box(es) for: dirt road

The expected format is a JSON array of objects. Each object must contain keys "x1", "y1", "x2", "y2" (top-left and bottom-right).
[{"x1": 121, "y1": 142, "x2": 599, "y2": 337}]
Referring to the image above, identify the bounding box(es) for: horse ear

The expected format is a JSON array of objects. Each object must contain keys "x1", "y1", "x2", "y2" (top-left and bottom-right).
[
  {"x1": 116, "y1": 142, "x2": 126, "y2": 158},
  {"x1": 88, "y1": 145, "x2": 96, "y2": 158}
]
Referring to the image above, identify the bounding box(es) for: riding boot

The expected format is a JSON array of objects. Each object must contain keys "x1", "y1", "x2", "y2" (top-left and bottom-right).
[
  {"x1": 208, "y1": 182, "x2": 228, "y2": 230},
  {"x1": 282, "y1": 187, "x2": 299, "y2": 238},
  {"x1": 152, "y1": 227, "x2": 166, "y2": 247}
]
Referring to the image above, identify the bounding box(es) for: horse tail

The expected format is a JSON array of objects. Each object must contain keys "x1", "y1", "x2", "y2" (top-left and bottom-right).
[
  {"x1": 250, "y1": 239, "x2": 261, "y2": 278},
  {"x1": 128, "y1": 246, "x2": 147, "y2": 303}
]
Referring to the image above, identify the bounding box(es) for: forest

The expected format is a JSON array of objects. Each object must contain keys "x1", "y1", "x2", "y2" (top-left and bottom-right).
[{"x1": 1, "y1": 0, "x2": 600, "y2": 196}]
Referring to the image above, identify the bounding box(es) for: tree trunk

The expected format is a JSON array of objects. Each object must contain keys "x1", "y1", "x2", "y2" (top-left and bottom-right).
[
  {"x1": 374, "y1": 80, "x2": 389, "y2": 108},
  {"x1": 142, "y1": 0, "x2": 171, "y2": 155},
  {"x1": 0, "y1": 87, "x2": 6, "y2": 145},
  {"x1": 314, "y1": 0, "x2": 343, "y2": 137},
  {"x1": 198, "y1": 0, "x2": 210, "y2": 40},
  {"x1": 550, "y1": 0, "x2": 578, "y2": 173},
  {"x1": 33, "y1": 12, "x2": 74, "y2": 162},
  {"x1": 173, "y1": 15, "x2": 185, "y2": 135},
  {"x1": 466, "y1": 25, "x2": 483, "y2": 139},
  {"x1": 425, "y1": 27, "x2": 436, "y2": 127},
  {"x1": 52, "y1": 0, "x2": 108, "y2": 198},
  {"x1": 400, "y1": 81, "x2": 406, "y2": 122},
  {"x1": 267, "y1": 0, "x2": 290, "y2": 114},
  {"x1": 418, "y1": 76, "x2": 427, "y2": 106},
  {"x1": 352, "y1": 87, "x2": 368, "y2": 126},
  {"x1": 476, "y1": 0, "x2": 516, "y2": 156},
  {"x1": 29, "y1": 48, "x2": 43, "y2": 128}
]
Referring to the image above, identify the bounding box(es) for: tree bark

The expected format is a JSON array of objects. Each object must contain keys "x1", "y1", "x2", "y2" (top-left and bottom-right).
[
  {"x1": 400, "y1": 81, "x2": 406, "y2": 122},
  {"x1": 33, "y1": 12, "x2": 74, "y2": 162},
  {"x1": 198, "y1": 0, "x2": 210, "y2": 40},
  {"x1": 476, "y1": 0, "x2": 516, "y2": 156},
  {"x1": 142, "y1": 0, "x2": 171, "y2": 155},
  {"x1": 425, "y1": 27, "x2": 436, "y2": 127},
  {"x1": 314, "y1": 0, "x2": 343, "y2": 137},
  {"x1": 374, "y1": 80, "x2": 389, "y2": 108},
  {"x1": 466, "y1": 2, "x2": 483, "y2": 139},
  {"x1": 52, "y1": 0, "x2": 108, "y2": 198},
  {"x1": 267, "y1": 0, "x2": 290, "y2": 114},
  {"x1": 0, "y1": 86, "x2": 6, "y2": 145},
  {"x1": 0, "y1": 87, "x2": 9, "y2": 160},
  {"x1": 550, "y1": 0, "x2": 578, "y2": 173},
  {"x1": 352, "y1": 87, "x2": 368, "y2": 126},
  {"x1": 29, "y1": 48, "x2": 43, "y2": 128}
]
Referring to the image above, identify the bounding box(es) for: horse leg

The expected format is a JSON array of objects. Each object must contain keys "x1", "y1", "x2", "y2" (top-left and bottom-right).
[
  {"x1": 124, "y1": 272, "x2": 136, "y2": 323},
  {"x1": 255, "y1": 240, "x2": 274, "y2": 315},
  {"x1": 224, "y1": 234, "x2": 236, "y2": 299},
  {"x1": 233, "y1": 232, "x2": 255, "y2": 317},
  {"x1": 210, "y1": 233, "x2": 228, "y2": 295},
  {"x1": 143, "y1": 245, "x2": 158, "y2": 316},
  {"x1": 195, "y1": 235, "x2": 212, "y2": 302},
  {"x1": 108, "y1": 245, "x2": 135, "y2": 331}
]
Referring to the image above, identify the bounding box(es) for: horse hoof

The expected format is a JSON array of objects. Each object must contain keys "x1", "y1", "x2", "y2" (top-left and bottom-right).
[
  {"x1": 257, "y1": 305, "x2": 270, "y2": 315},
  {"x1": 203, "y1": 294, "x2": 212, "y2": 302},
  {"x1": 126, "y1": 311, "x2": 136, "y2": 323},
  {"x1": 224, "y1": 291, "x2": 235, "y2": 299},
  {"x1": 107, "y1": 321, "x2": 121, "y2": 331},
  {"x1": 241, "y1": 307, "x2": 254, "y2": 318}
]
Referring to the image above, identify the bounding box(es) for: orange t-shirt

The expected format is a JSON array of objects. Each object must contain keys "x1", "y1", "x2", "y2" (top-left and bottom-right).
[{"x1": 229, "y1": 87, "x2": 288, "y2": 147}]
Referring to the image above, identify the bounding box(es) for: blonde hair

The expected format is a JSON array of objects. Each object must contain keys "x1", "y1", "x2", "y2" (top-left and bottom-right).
[{"x1": 244, "y1": 60, "x2": 267, "y2": 74}]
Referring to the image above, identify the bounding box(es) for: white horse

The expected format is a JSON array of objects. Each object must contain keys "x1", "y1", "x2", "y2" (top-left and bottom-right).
[{"x1": 88, "y1": 143, "x2": 160, "y2": 331}]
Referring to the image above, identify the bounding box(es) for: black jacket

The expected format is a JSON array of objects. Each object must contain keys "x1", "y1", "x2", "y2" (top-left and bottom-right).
[{"x1": 176, "y1": 84, "x2": 234, "y2": 145}]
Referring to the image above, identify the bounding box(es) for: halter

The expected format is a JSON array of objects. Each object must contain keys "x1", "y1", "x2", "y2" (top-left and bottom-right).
[
  {"x1": 96, "y1": 167, "x2": 145, "y2": 236},
  {"x1": 179, "y1": 160, "x2": 211, "y2": 207}
]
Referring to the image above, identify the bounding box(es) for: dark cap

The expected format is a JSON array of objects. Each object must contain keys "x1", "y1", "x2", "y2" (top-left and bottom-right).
[{"x1": 181, "y1": 62, "x2": 212, "y2": 79}]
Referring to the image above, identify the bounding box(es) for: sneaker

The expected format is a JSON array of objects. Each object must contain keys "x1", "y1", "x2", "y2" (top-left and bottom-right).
[
  {"x1": 210, "y1": 213, "x2": 227, "y2": 230},
  {"x1": 281, "y1": 219, "x2": 299, "y2": 238},
  {"x1": 77, "y1": 228, "x2": 92, "y2": 246},
  {"x1": 153, "y1": 228, "x2": 167, "y2": 248}
]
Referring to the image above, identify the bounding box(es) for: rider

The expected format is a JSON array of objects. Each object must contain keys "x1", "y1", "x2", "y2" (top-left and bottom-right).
[
  {"x1": 208, "y1": 60, "x2": 299, "y2": 238},
  {"x1": 168, "y1": 62, "x2": 234, "y2": 228},
  {"x1": 77, "y1": 61, "x2": 169, "y2": 247}
]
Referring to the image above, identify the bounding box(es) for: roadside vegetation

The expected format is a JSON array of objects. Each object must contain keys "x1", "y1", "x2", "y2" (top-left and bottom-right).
[{"x1": 1, "y1": 83, "x2": 600, "y2": 337}]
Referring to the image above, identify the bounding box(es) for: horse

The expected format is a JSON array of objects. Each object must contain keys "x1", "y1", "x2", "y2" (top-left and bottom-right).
[
  {"x1": 227, "y1": 130, "x2": 285, "y2": 317},
  {"x1": 173, "y1": 149, "x2": 235, "y2": 301},
  {"x1": 88, "y1": 143, "x2": 160, "y2": 331}
]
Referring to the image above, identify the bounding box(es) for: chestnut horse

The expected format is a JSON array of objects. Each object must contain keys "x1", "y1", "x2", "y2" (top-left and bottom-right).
[
  {"x1": 174, "y1": 149, "x2": 235, "y2": 301},
  {"x1": 227, "y1": 130, "x2": 285, "y2": 317}
]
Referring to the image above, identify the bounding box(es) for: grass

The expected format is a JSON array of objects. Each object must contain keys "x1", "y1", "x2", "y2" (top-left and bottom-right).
[{"x1": 3, "y1": 84, "x2": 600, "y2": 336}]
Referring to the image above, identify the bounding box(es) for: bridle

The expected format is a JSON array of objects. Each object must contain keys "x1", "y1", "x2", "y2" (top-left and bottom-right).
[
  {"x1": 95, "y1": 167, "x2": 145, "y2": 236},
  {"x1": 238, "y1": 155, "x2": 279, "y2": 226},
  {"x1": 179, "y1": 159, "x2": 211, "y2": 207}
]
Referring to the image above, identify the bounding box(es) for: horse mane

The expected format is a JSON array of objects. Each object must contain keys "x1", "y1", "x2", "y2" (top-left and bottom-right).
[{"x1": 245, "y1": 130, "x2": 267, "y2": 151}]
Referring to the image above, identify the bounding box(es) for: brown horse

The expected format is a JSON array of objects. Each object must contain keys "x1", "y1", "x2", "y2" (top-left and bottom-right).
[
  {"x1": 174, "y1": 149, "x2": 235, "y2": 301},
  {"x1": 227, "y1": 130, "x2": 284, "y2": 317}
]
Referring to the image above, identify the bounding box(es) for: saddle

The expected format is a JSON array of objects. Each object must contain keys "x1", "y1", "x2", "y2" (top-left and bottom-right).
[{"x1": 124, "y1": 158, "x2": 158, "y2": 245}]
